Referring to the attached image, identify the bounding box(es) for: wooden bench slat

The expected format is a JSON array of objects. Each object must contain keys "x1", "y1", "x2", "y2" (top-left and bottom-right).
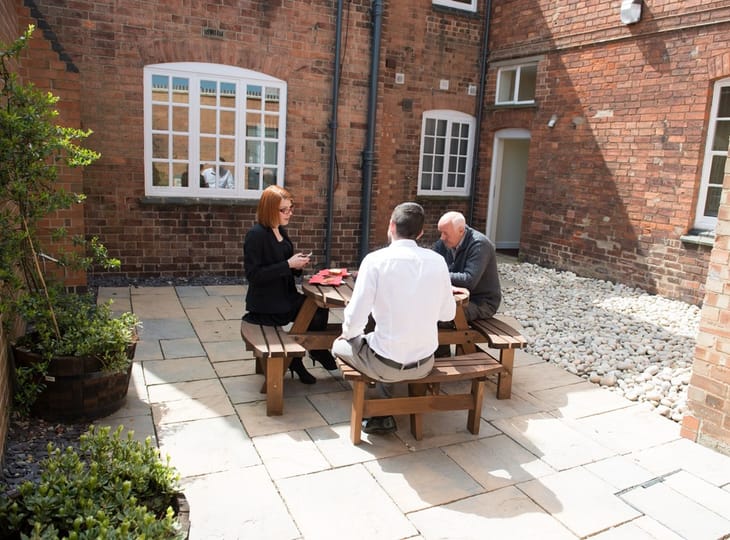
[
  {"x1": 337, "y1": 351, "x2": 504, "y2": 444},
  {"x1": 240, "y1": 321, "x2": 306, "y2": 416},
  {"x1": 289, "y1": 323, "x2": 342, "y2": 350},
  {"x1": 364, "y1": 394, "x2": 475, "y2": 416},
  {"x1": 470, "y1": 318, "x2": 528, "y2": 349},
  {"x1": 241, "y1": 322, "x2": 306, "y2": 358},
  {"x1": 240, "y1": 322, "x2": 269, "y2": 356},
  {"x1": 338, "y1": 353, "x2": 504, "y2": 383}
]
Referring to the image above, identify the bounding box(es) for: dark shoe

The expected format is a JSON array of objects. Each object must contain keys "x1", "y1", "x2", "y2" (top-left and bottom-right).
[
  {"x1": 310, "y1": 350, "x2": 337, "y2": 370},
  {"x1": 289, "y1": 357, "x2": 316, "y2": 384},
  {"x1": 434, "y1": 344, "x2": 451, "y2": 358},
  {"x1": 362, "y1": 415, "x2": 397, "y2": 435}
]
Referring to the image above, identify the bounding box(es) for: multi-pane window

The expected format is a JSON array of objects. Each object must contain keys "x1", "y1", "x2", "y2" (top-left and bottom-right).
[
  {"x1": 495, "y1": 63, "x2": 537, "y2": 106},
  {"x1": 418, "y1": 110, "x2": 475, "y2": 196},
  {"x1": 144, "y1": 63, "x2": 286, "y2": 198},
  {"x1": 695, "y1": 78, "x2": 730, "y2": 230},
  {"x1": 432, "y1": 0, "x2": 477, "y2": 12}
]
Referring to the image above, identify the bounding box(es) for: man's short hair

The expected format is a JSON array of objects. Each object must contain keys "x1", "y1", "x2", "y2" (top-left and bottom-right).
[{"x1": 391, "y1": 202, "x2": 424, "y2": 239}]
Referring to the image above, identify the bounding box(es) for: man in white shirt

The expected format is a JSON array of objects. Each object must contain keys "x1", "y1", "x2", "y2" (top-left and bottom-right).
[{"x1": 333, "y1": 202, "x2": 456, "y2": 434}]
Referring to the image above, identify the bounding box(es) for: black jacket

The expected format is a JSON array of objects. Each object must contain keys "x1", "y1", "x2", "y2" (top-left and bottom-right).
[{"x1": 243, "y1": 223, "x2": 302, "y2": 317}]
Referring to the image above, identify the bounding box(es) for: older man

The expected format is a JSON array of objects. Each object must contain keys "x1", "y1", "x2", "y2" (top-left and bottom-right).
[{"x1": 433, "y1": 211, "x2": 501, "y2": 322}]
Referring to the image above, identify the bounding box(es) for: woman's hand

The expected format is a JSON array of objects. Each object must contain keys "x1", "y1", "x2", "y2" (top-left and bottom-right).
[{"x1": 288, "y1": 252, "x2": 311, "y2": 269}]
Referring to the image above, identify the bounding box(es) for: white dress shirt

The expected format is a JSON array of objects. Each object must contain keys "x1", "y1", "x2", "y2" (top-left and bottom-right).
[{"x1": 341, "y1": 239, "x2": 457, "y2": 363}]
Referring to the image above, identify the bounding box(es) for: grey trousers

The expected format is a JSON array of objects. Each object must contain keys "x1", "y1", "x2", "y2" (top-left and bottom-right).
[{"x1": 332, "y1": 335, "x2": 434, "y2": 398}]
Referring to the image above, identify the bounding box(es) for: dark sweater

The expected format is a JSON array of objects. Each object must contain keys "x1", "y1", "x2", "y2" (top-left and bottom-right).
[{"x1": 433, "y1": 226, "x2": 502, "y2": 315}]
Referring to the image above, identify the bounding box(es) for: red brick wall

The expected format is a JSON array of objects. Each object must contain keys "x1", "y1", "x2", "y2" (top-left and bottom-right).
[
  {"x1": 683, "y1": 145, "x2": 730, "y2": 456},
  {"x1": 22, "y1": 0, "x2": 728, "y2": 306},
  {"x1": 28, "y1": 0, "x2": 486, "y2": 278},
  {"x1": 484, "y1": 0, "x2": 730, "y2": 304}
]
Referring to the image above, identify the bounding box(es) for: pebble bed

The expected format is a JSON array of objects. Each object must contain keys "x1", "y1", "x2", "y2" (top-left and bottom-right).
[{"x1": 498, "y1": 262, "x2": 701, "y2": 423}]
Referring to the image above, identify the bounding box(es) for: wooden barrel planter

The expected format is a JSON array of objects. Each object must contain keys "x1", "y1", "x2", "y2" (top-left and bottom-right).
[{"x1": 11, "y1": 343, "x2": 136, "y2": 422}]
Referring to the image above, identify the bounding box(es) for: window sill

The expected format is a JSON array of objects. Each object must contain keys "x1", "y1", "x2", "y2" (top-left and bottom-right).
[
  {"x1": 680, "y1": 229, "x2": 715, "y2": 247},
  {"x1": 416, "y1": 193, "x2": 471, "y2": 201},
  {"x1": 140, "y1": 196, "x2": 257, "y2": 207}
]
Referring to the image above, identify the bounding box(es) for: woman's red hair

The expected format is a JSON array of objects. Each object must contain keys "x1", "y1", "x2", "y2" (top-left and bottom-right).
[{"x1": 256, "y1": 185, "x2": 293, "y2": 228}]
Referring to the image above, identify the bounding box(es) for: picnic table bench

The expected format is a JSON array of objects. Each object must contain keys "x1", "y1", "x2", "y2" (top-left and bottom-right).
[
  {"x1": 240, "y1": 321, "x2": 307, "y2": 416},
  {"x1": 241, "y1": 273, "x2": 528, "y2": 426},
  {"x1": 470, "y1": 316, "x2": 528, "y2": 399},
  {"x1": 337, "y1": 351, "x2": 507, "y2": 444}
]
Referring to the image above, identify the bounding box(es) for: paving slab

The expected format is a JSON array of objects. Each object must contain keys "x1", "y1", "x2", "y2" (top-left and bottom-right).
[
  {"x1": 519, "y1": 467, "x2": 642, "y2": 537},
  {"x1": 364, "y1": 447, "x2": 485, "y2": 512},
  {"x1": 157, "y1": 415, "x2": 260, "y2": 477},
  {"x1": 492, "y1": 412, "x2": 616, "y2": 470},
  {"x1": 307, "y1": 423, "x2": 410, "y2": 467},
  {"x1": 620, "y1": 473, "x2": 730, "y2": 539},
  {"x1": 530, "y1": 380, "x2": 634, "y2": 419},
  {"x1": 160, "y1": 337, "x2": 206, "y2": 358},
  {"x1": 183, "y1": 466, "x2": 299, "y2": 539},
  {"x1": 408, "y1": 485, "x2": 576, "y2": 539},
  {"x1": 277, "y1": 464, "x2": 418, "y2": 540},
  {"x1": 253, "y1": 429, "x2": 332, "y2": 479},
  {"x1": 143, "y1": 356, "x2": 217, "y2": 385},
  {"x1": 444, "y1": 433, "x2": 556, "y2": 491},
  {"x1": 570, "y1": 403, "x2": 681, "y2": 454},
  {"x1": 236, "y1": 397, "x2": 329, "y2": 437}
]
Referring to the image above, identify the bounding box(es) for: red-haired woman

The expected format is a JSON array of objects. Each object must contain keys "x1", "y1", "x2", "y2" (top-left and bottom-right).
[{"x1": 242, "y1": 185, "x2": 336, "y2": 383}]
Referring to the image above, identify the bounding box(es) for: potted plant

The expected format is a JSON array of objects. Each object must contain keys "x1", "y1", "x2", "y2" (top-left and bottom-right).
[
  {"x1": 0, "y1": 26, "x2": 140, "y2": 420},
  {"x1": 0, "y1": 425, "x2": 190, "y2": 539}
]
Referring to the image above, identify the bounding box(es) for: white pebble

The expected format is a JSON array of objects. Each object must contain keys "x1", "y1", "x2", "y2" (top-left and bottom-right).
[{"x1": 499, "y1": 261, "x2": 700, "y2": 425}]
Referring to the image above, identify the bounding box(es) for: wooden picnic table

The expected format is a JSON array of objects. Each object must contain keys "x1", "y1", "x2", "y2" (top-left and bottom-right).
[
  {"x1": 241, "y1": 269, "x2": 525, "y2": 417},
  {"x1": 287, "y1": 274, "x2": 482, "y2": 354},
  {"x1": 290, "y1": 273, "x2": 525, "y2": 402}
]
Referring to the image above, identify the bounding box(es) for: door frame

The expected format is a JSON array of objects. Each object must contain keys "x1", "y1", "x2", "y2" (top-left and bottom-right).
[{"x1": 486, "y1": 128, "x2": 531, "y2": 246}]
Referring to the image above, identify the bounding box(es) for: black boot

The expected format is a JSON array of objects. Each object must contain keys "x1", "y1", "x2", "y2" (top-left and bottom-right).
[
  {"x1": 310, "y1": 350, "x2": 337, "y2": 370},
  {"x1": 289, "y1": 357, "x2": 316, "y2": 384}
]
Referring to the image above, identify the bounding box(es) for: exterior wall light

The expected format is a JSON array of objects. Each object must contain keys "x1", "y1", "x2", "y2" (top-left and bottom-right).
[
  {"x1": 547, "y1": 114, "x2": 558, "y2": 128},
  {"x1": 620, "y1": 0, "x2": 642, "y2": 25}
]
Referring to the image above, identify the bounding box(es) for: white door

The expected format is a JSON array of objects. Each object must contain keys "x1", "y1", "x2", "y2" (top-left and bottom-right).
[{"x1": 487, "y1": 129, "x2": 530, "y2": 250}]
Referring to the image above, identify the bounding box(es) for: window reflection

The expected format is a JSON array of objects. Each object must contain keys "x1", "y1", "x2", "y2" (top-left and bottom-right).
[{"x1": 146, "y1": 64, "x2": 285, "y2": 196}]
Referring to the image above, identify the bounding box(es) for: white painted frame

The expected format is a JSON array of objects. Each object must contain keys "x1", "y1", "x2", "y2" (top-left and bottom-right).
[{"x1": 143, "y1": 62, "x2": 287, "y2": 199}]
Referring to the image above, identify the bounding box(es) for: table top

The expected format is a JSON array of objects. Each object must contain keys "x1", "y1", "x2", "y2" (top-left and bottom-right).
[
  {"x1": 302, "y1": 274, "x2": 469, "y2": 309},
  {"x1": 302, "y1": 275, "x2": 355, "y2": 308}
]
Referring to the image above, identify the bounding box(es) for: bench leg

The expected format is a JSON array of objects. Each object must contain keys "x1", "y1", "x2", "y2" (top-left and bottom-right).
[
  {"x1": 408, "y1": 382, "x2": 429, "y2": 441},
  {"x1": 350, "y1": 380, "x2": 366, "y2": 445},
  {"x1": 265, "y1": 356, "x2": 285, "y2": 416},
  {"x1": 255, "y1": 357, "x2": 264, "y2": 375},
  {"x1": 467, "y1": 378, "x2": 485, "y2": 435},
  {"x1": 497, "y1": 350, "x2": 514, "y2": 399}
]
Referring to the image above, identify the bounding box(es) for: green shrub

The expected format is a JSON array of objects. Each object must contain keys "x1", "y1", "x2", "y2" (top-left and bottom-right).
[{"x1": 0, "y1": 425, "x2": 186, "y2": 539}]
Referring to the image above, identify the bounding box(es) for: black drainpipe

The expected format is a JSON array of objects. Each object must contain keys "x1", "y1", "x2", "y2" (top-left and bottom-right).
[
  {"x1": 325, "y1": 0, "x2": 345, "y2": 267},
  {"x1": 359, "y1": 0, "x2": 384, "y2": 263},
  {"x1": 468, "y1": 0, "x2": 493, "y2": 225}
]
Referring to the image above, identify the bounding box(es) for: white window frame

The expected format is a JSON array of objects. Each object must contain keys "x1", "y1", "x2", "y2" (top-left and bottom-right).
[
  {"x1": 432, "y1": 0, "x2": 477, "y2": 13},
  {"x1": 417, "y1": 110, "x2": 475, "y2": 196},
  {"x1": 143, "y1": 62, "x2": 287, "y2": 199},
  {"x1": 694, "y1": 77, "x2": 730, "y2": 231},
  {"x1": 495, "y1": 62, "x2": 538, "y2": 106}
]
